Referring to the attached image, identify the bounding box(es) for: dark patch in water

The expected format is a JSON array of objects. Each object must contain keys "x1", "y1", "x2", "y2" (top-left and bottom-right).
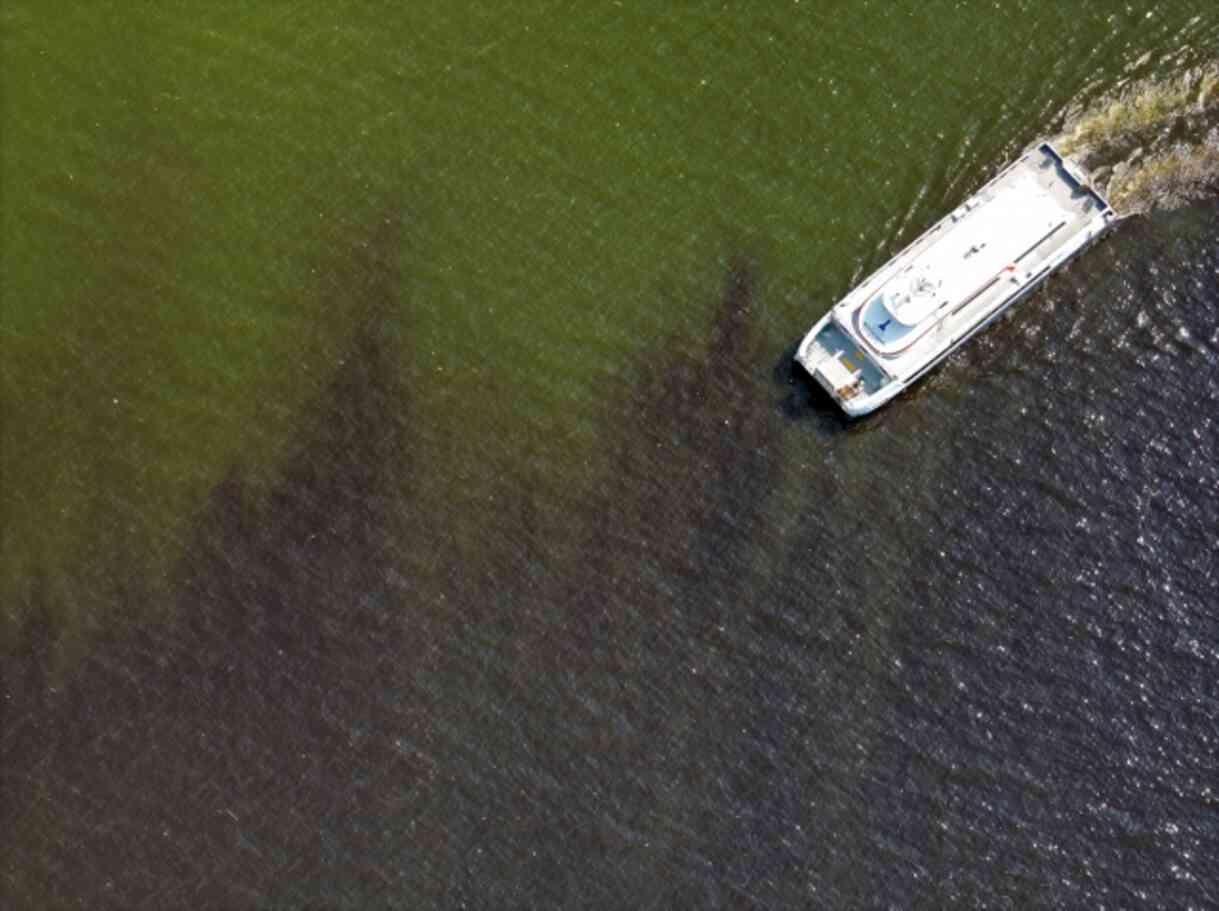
[
  {"x1": 2, "y1": 210, "x2": 445, "y2": 905},
  {"x1": 1, "y1": 256, "x2": 789, "y2": 908},
  {"x1": 1, "y1": 128, "x2": 208, "y2": 627},
  {"x1": 6, "y1": 206, "x2": 1219, "y2": 909},
  {"x1": 415, "y1": 262, "x2": 793, "y2": 907},
  {"x1": 771, "y1": 336, "x2": 853, "y2": 434}
]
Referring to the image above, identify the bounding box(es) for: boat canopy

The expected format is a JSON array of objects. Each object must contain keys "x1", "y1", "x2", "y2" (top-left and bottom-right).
[{"x1": 884, "y1": 268, "x2": 942, "y2": 325}]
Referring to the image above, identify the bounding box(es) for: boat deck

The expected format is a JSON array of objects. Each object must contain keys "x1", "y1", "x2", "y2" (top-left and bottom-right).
[
  {"x1": 831, "y1": 144, "x2": 1113, "y2": 382},
  {"x1": 799, "y1": 320, "x2": 890, "y2": 398}
]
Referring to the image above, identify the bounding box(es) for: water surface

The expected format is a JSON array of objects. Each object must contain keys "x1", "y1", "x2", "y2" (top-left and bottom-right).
[{"x1": 2, "y1": 3, "x2": 1217, "y2": 907}]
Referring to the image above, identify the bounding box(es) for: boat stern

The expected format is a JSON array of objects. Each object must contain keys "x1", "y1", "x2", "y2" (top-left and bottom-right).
[{"x1": 796, "y1": 315, "x2": 897, "y2": 417}]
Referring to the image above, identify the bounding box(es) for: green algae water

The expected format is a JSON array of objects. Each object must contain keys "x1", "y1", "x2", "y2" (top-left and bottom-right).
[
  {"x1": 3, "y1": 3, "x2": 1218, "y2": 907},
  {"x1": 3, "y1": 2, "x2": 1212, "y2": 638}
]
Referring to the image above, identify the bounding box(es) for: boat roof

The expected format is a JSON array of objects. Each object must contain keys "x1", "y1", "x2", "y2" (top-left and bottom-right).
[{"x1": 832, "y1": 143, "x2": 1113, "y2": 381}]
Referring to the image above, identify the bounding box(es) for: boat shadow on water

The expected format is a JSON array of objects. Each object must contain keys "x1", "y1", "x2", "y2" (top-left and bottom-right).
[{"x1": 772, "y1": 337, "x2": 858, "y2": 436}]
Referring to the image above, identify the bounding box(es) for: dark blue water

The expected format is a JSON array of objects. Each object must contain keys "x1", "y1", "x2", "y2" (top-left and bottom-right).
[{"x1": 4, "y1": 201, "x2": 1217, "y2": 909}]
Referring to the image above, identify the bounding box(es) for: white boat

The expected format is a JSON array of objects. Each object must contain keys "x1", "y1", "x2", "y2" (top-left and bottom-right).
[{"x1": 796, "y1": 142, "x2": 1116, "y2": 417}]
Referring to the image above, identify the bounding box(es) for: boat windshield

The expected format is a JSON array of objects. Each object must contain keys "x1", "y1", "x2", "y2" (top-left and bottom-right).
[{"x1": 860, "y1": 294, "x2": 916, "y2": 346}]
